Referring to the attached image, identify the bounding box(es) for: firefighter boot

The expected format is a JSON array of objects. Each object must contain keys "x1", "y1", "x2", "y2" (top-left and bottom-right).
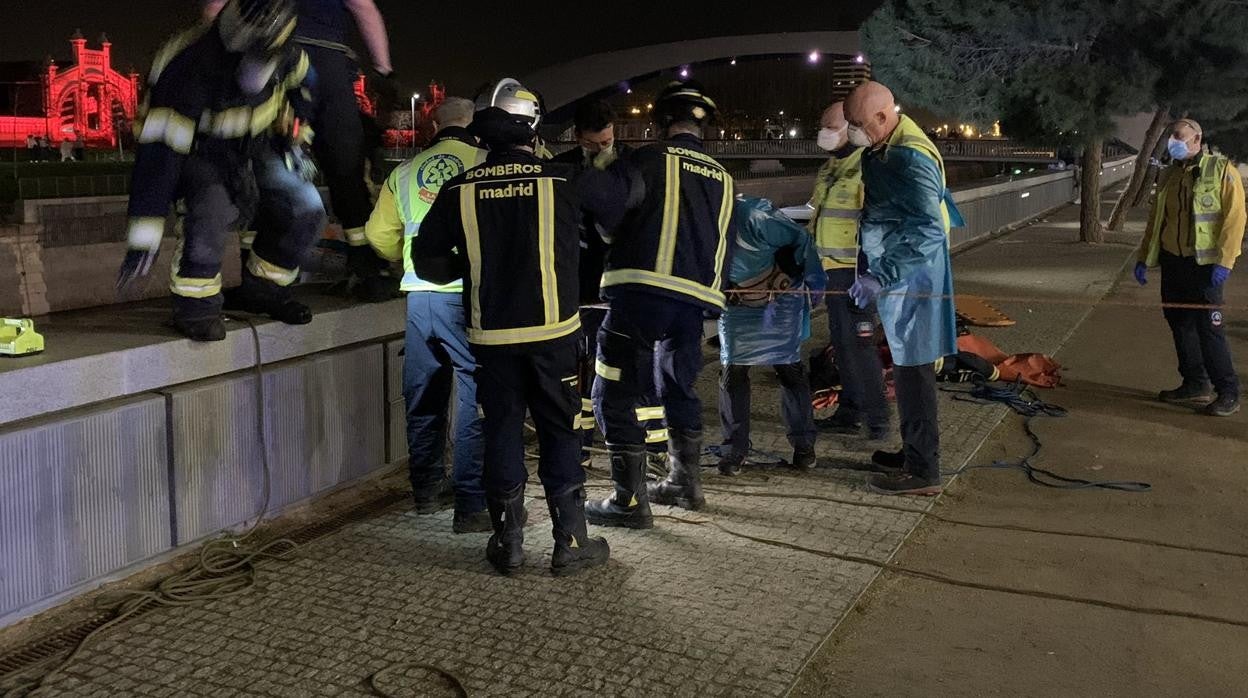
[
  {"x1": 548, "y1": 484, "x2": 610, "y2": 576},
  {"x1": 648, "y1": 428, "x2": 706, "y2": 511},
  {"x1": 585, "y1": 445, "x2": 654, "y2": 529},
  {"x1": 485, "y1": 483, "x2": 526, "y2": 575},
  {"x1": 170, "y1": 295, "x2": 227, "y2": 342},
  {"x1": 223, "y1": 271, "x2": 312, "y2": 325}
]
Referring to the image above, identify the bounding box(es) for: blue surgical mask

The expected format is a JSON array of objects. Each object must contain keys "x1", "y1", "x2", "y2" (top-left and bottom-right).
[{"x1": 1167, "y1": 137, "x2": 1191, "y2": 161}]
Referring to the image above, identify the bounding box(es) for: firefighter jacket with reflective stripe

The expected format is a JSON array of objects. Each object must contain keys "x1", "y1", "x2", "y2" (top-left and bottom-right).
[
  {"x1": 808, "y1": 147, "x2": 865, "y2": 270},
  {"x1": 1139, "y1": 153, "x2": 1246, "y2": 269},
  {"x1": 365, "y1": 127, "x2": 486, "y2": 292},
  {"x1": 598, "y1": 134, "x2": 736, "y2": 312},
  {"x1": 411, "y1": 150, "x2": 583, "y2": 351},
  {"x1": 125, "y1": 26, "x2": 314, "y2": 252}
]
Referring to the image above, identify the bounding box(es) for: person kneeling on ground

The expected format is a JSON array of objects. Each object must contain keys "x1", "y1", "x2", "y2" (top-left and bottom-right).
[{"x1": 716, "y1": 196, "x2": 825, "y2": 475}]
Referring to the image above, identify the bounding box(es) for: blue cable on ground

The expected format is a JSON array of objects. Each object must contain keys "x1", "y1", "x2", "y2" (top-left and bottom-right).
[{"x1": 941, "y1": 379, "x2": 1152, "y2": 493}]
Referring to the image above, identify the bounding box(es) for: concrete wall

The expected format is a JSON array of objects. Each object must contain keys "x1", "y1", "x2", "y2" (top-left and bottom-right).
[{"x1": 0, "y1": 342, "x2": 398, "y2": 625}]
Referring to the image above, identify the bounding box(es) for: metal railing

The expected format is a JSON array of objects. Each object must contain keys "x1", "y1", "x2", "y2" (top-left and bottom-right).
[
  {"x1": 17, "y1": 174, "x2": 131, "y2": 200},
  {"x1": 383, "y1": 139, "x2": 1126, "y2": 165}
]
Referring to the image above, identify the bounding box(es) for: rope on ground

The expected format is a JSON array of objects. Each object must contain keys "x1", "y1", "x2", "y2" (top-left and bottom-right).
[
  {"x1": 693, "y1": 485, "x2": 1248, "y2": 560},
  {"x1": 368, "y1": 661, "x2": 469, "y2": 698},
  {"x1": 653, "y1": 514, "x2": 1248, "y2": 630},
  {"x1": 941, "y1": 379, "x2": 1152, "y2": 492}
]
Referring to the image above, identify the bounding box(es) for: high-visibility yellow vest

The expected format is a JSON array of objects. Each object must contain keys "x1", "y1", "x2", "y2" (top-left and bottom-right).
[
  {"x1": 809, "y1": 149, "x2": 865, "y2": 270},
  {"x1": 390, "y1": 137, "x2": 486, "y2": 291},
  {"x1": 1144, "y1": 153, "x2": 1230, "y2": 267}
]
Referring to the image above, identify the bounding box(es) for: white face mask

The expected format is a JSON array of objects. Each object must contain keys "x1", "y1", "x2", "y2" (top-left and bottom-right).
[
  {"x1": 847, "y1": 125, "x2": 873, "y2": 148},
  {"x1": 817, "y1": 127, "x2": 846, "y2": 152}
]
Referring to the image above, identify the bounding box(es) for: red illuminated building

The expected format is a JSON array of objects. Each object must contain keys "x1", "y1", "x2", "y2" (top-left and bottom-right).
[{"x1": 0, "y1": 30, "x2": 140, "y2": 148}]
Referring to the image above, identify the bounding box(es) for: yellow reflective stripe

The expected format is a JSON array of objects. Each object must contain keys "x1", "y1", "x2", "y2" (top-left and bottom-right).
[
  {"x1": 600, "y1": 268, "x2": 726, "y2": 309},
  {"x1": 537, "y1": 178, "x2": 558, "y2": 324},
  {"x1": 712, "y1": 173, "x2": 734, "y2": 294},
  {"x1": 169, "y1": 239, "x2": 222, "y2": 298},
  {"x1": 1193, "y1": 213, "x2": 1221, "y2": 223},
  {"x1": 239, "y1": 230, "x2": 257, "y2": 247},
  {"x1": 575, "y1": 415, "x2": 597, "y2": 431},
  {"x1": 461, "y1": 185, "x2": 483, "y2": 334},
  {"x1": 934, "y1": 357, "x2": 945, "y2": 373},
  {"x1": 150, "y1": 26, "x2": 208, "y2": 84},
  {"x1": 582, "y1": 398, "x2": 594, "y2": 411},
  {"x1": 127, "y1": 217, "x2": 166, "y2": 251},
  {"x1": 656, "y1": 154, "x2": 681, "y2": 275},
  {"x1": 138, "y1": 108, "x2": 195, "y2": 154},
  {"x1": 203, "y1": 107, "x2": 253, "y2": 139},
  {"x1": 646, "y1": 429, "x2": 669, "y2": 444},
  {"x1": 250, "y1": 89, "x2": 283, "y2": 135},
  {"x1": 246, "y1": 252, "x2": 299, "y2": 286},
  {"x1": 595, "y1": 359, "x2": 622, "y2": 381},
  {"x1": 635, "y1": 406, "x2": 666, "y2": 422},
  {"x1": 468, "y1": 313, "x2": 580, "y2": 346},
  {"x1": 345, "y1": 226, "x2": 368, "y2": 245}
]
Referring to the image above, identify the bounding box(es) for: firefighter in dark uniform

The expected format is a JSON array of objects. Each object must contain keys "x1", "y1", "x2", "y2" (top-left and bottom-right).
[
  {"x1": 582, "y1": 81, "x2": 736, "y2": 528},
  {"x1": 204, "y1": 0, "x2": 398, "y2": 301},
  {"x1": 412, "y1": 80, "x2": 610, "y2": 577},
  {"x1": 119, "y1": 0, "x2": 325, "y2": 341}
]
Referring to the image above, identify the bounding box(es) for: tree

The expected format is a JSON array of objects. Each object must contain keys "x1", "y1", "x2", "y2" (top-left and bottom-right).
[
  {"x1": 862, "y1": 0, "x2": 1247, "y2": 243},
  {"x1": 1106, "y1": 0, "x2": 1248, "y2": 228}
]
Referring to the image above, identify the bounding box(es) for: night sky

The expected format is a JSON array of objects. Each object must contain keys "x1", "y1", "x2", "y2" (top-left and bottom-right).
[{"x1": 0, "y1": 1, "x2": 878, "y2": 94}]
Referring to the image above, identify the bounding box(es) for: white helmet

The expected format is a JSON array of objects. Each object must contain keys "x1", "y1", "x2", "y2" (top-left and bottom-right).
[{"x1": 475, "y1": 78, "x2": 542, "y2": 130}]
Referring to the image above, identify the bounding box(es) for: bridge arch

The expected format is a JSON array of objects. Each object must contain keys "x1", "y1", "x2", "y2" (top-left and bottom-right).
[{"x1": 522, "y1": 31, "x2": 861, "y2": 116}]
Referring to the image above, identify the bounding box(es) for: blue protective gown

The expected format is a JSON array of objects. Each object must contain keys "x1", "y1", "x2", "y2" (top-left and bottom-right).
[
  {"x1": 719, "y1": 196, "x2": 826, "y2": 366},
  {"x1": 859, "y1": 116, "x2": 961, "y2": 367}
]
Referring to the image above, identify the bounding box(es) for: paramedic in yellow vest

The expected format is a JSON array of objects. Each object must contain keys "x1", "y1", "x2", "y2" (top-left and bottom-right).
[
  {"x1": 1134, "y1": 118, "x2": 1245, "y2": 417},
  {"x1": 364, "y1": 97, "x2": 490, "y2": 529},
  {"x1": 809, "y1": 101, "x2": 890, "y2": 441}
]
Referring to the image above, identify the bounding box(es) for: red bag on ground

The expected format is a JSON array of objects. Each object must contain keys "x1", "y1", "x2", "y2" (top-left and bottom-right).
[{"x1": 956, "y1": 334, "x2": 1062, "y2": 388}]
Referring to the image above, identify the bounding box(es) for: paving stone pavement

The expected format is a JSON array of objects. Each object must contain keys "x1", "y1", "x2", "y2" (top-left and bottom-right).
[{"x1": 26, "y1": 202, "x2": 1142, "y2": 698}]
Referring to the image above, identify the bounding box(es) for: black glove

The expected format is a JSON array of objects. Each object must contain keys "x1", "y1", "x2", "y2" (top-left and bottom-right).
[
  {"x1": 284, "y1": 146, "x2": 319, "y2": 183},
  {"x1": 117, "y1": 248, "x2": 158, "y2": 290},
  {"x1": 370, "y1": 69, "x2": 400, "y2": 114}
]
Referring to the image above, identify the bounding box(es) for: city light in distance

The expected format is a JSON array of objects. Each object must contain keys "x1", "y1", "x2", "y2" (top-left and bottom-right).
[
  {"x1": 730, "y1": 58, "x2": 737, "y2": 66},
  {"x1": 789, "y1": 128, "x2": 798, "y2": 137},
  {"x1": 679, "y1": 67, "x2": 690, "y2": 78},
  {"x1": 808, "y1": 51, "x2": 820, "y2": 64}
]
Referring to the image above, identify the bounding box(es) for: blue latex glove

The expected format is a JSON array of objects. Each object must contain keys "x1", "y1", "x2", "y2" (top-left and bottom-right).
[
  {"x1": 1133, "y1": 262, "x2": 1148, "y2": 286},
  {"x1": 1212, "y1": 265, "x2": 1232, "y2": 287},
  {"x1": 849, "y1": 274, "x2": 883, "y2": 309}
]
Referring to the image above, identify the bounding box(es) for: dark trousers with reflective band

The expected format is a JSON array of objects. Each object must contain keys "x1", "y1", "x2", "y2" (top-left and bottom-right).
[
  {"x1": 593, "y1": 291, "x2": 704, "y2": 447},
  {"x1": 894, "y1": 363, "x2": 940, "y2": 482},
  {"x1": 825, "y1": 268, "x2": 889, "y2": 428},
  {"x1": 580, "y1": 306, "x2": 667, "y2": 451},
  {"x1": 305, "y1": 45, "x2": 372, "y2": 239},
  {"x1": 404, "y1": 291, "x2": 485, "y2": 512},
  {"x1": 1160, "y1": 251, "x2": 1239, "y2": 398},
  {"x1": 475, "y1": 342, "x2": 585, "y2": 497},
  {"x1": 719, "y1": 363, "x2": 816, "y2": 456},
  {"x1": 177, "y1": 148, "x2": 324, "y2": 308}
]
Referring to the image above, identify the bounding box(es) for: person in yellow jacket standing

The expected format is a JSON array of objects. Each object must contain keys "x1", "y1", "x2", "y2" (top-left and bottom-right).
[
  {"x1": 364, "y1": 97, "x2": 490, "y2": 529},
  {"x1": 1134, "y1": 118, "x2": 1245, "y2": 417},
  {"x1": 808, "y1": 101, "x2": 890, "y2": 441}
]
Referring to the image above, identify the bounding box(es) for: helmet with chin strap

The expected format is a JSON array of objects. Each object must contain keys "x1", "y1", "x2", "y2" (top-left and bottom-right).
[{"x1": 218, "y1": 0, "x2": 297, "y2": 54}]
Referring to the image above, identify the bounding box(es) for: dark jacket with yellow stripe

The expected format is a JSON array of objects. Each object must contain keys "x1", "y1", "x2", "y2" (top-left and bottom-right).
[
  {"x1": 412, "y1": 149, "x2": 583, "y2": 353},
  {"x1": 125, "y1": 26, "x2": 313, "y2": 250},
  {"x1": 592, "y1": 133, "x2": 736, "y2": 312}
]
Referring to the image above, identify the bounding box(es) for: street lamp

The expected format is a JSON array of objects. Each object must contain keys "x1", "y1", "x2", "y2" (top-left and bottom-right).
[{"x1": 410, "y1": 92, "x2": 421, "y2": 146}]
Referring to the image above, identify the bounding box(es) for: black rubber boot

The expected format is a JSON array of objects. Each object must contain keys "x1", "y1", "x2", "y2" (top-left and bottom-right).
[
  {"x1": 223, "y1": 272, "x2": 312, "y2": 325},
  {"x1": 791, "y1": 448, "x2": 818, "y2": 471},
  {"x1": 485, "y1": 484, "x2": 526, "y2": 575},
  {"x1": 170, "y1": 295, "x2": 226, "y2": 342},
  {"x1": 648, "y1": 429, "x2": 706, "y2": 511},
  {"x1": 548, "y1": 484, "x2": 610, "y2": 577},
  {"x1": 585, "y1": 445, "x2": 654, "y2": 529}
]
